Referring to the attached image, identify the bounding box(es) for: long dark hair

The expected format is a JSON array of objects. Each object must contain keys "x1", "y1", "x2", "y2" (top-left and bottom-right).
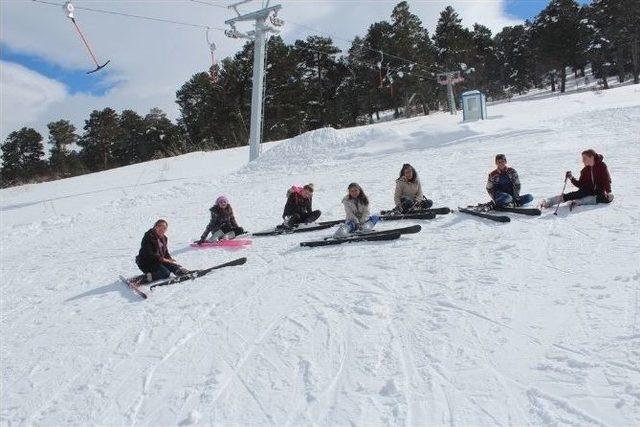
[
  {"x1": 214, "y1": 203, "x2": 234, "y2": 216},
  {"x1": 347, "y1": 182, "x2": 369, "y2": 205},
  {"x1": 581, "y1": 149, "x2": 598, "y2": 159},
  {"x1": 398, "y1": 163, "x2": 418, "y2": 183}
]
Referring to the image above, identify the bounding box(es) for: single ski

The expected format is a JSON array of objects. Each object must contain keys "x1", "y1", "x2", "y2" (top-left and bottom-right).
[
  {"x1": 119, "y1": 275, "x2": 148, "y2": 299},
  {"x1": 458, "y1": 207, "x2": 510, "y2": 223},
  {"x1": 191, "y1": 239, "x2": 252, "y2": 248},
  {"x1": 301, "y1": 232, "x2": 401, "y2": 247},
  {"x1": 302, "y1": 224, "x2": 422, "y2": 247},
  {"x1": 380, "y1": 212, "x2": 436, "y2": 221},
  {"x1": 380, "y1": 207, "x2": 451, "y2": 215},
  {"x1": 253, "y1": 222, "x2": 336, "y2": 236},
  {"x1": 493, "y1": 206, "x2": 541, "y2": 216},
  {"x1": 150, "y1": 257, "x2": 247, "y2": 290},
  {"x1": 344, "y1": 224, "x2": 422, "y2": 237}
]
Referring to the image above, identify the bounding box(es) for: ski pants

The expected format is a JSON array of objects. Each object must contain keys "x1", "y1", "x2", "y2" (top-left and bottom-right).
[
  {"x1": 563, "y1": 189, "x2": 611, "y2": 204},
  {"x1": 288, "y1": 210, "x2": 321, "y2": 226},
  {"x1": 150, "y1": 263, "x2": 183, "y2": 281},
  {"x1": 205, "y1": 224, "x2": 245, "y2": 240},
  {"x1": 400, "y1": 196, "x2": 433, "y2": 212},
  {"x1": 494, "y1": 192, "x2": 533, "y2": 207}
]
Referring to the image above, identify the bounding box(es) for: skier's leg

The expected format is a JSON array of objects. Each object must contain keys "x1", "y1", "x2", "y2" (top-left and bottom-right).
[
  {"x1": 361, "y1": 215, "x2": 380, "y2": 232},
  {"x1": 494, "y1": 191, "x2": 513, "y2": 207},
  {"x1": 307, "y1": 210, "x2": 322, "y2": 223},
  {"x1": 573, "y1": 195, "x2": 598, "y2": 206},
  {"x1": 334, "y1": 220, "x2": 357, "y2": 238},
  {"x1": 420, "y1": 197, "x2": 434, "y2": 209},
  {"x1": 400, "y1": 196, "x2": 415, "y2": 213},
  {"x1": 595, "y1": 192, "x2": 613, "y2": 204},
  {"x1": 516, "y1": 194, "x2": 533, "y2": 206},
  {"x1": 165, "y1": 263, "x2": 189, "y2": 276},
  {"x1": 562, "y1": 189, "x2": 590, "y2": 202},
  {"x1": 151, "y1": 265, "x2": 172, "y2": 281}
]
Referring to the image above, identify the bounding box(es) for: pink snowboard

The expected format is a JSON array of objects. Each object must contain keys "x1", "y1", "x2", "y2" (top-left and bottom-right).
[{"x1": 190, "y1": 239, "x2": 252, "y2": 248}]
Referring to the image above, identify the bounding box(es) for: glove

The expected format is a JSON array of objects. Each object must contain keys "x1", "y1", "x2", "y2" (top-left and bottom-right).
[{"x1": 565, "y1": 171, "x2": 573, "y2": 180}]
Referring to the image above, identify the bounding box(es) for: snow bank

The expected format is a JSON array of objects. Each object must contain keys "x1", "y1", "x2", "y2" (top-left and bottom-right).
[{"x1": 1, "y1": 85, "x2": 639, "y2": 426}]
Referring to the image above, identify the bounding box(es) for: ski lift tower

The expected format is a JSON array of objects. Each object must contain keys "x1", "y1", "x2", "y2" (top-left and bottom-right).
[
  {"x1": 225, "y1": 0, "x2": 283, "y2": 162},
  {"x1": 437, "y1": 71, "x2": 465, "y2": 115}
]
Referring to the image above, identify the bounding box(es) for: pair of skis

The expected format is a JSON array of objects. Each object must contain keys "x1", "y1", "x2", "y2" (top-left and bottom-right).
[
  {"x1": 458, "y1": 204, "x2": 541, "y2": 223},
  {"x1": 254, "y1": 209, "x2": 446, "y2": 237},
  {"x1": 119, "y1": 257, "x2": 247, "y2": 299},
  {"x1": 300, "y1": 224, "x2": 421, "y2": 247}
]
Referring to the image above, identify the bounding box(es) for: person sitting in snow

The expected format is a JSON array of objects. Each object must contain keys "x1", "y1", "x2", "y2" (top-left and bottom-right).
[
  {"x1": 197, "y1": 196, "x2": 245, "y2": 243},
  {"x1": 136, "y1": 219, "x2": 188, "y2": 282},
  {"x1": 541, "y1": 149, "x2": 613, "y2": 209},
  {"x1": 334, "y1": 183, "x2": 380, "y2": 237},
  {"x1": 394, "y1": 163, "x2": 434, "y2": 213},
  {"x1": 280, "y1": 183, "x2": 320, "y2": 228},
  {"x1": 486, "y1": 154, "x2": 533, "y2": 207}
]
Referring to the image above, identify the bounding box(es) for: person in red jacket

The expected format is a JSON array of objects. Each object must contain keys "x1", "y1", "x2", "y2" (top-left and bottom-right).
[{"x1": 541, "y1": 149, "x2": 614, "y2": 208}]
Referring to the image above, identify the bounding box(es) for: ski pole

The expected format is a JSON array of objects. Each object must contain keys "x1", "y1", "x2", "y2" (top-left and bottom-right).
[{"x1": 553, "y1": 177, "x2": 568, "y2": 215}]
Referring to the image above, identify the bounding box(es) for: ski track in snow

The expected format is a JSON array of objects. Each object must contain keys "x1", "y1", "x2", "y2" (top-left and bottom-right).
[{"x1": 2, "y1": 85, "x2": 640, "y2": 426}]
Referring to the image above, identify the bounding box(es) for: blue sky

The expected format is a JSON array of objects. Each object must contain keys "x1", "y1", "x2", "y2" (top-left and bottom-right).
[
  {"x1": 505, "y1": 0, "x2": 589, "y2": 20},
  {"x1": 1, "y1": 43, "x2": 111, "y2": 96}
]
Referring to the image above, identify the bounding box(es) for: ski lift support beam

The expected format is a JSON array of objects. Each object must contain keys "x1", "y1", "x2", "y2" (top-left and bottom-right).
[{"x1": 225, "y1": 1, "x2": 282, "y2": 163}]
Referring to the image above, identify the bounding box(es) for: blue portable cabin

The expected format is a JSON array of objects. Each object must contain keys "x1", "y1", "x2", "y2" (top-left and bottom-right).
[{"x1": 461, "y1": 90, "x2": 487, "y2": 121}]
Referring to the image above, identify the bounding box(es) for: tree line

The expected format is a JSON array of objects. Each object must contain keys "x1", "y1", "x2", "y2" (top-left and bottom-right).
[{"x1": 2, "y1": 0, "x2": 638, "y2": 188}]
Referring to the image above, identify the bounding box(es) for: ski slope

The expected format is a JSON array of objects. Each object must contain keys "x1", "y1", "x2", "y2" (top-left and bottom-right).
[{"x1": 2, "y1": 85, "x2": 640, "y2": 426}]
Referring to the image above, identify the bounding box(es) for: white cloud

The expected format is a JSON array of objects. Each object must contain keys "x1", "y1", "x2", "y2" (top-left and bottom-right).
[
  {"x1": 0, "y1": 61, "x2": 67, "y2": 139},
  {"x1": 1, "y1": 0, "x2": 521, "y2": 142}
]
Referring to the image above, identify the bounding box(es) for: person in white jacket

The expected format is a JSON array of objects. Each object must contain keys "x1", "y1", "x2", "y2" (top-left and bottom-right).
[
  {"x1": 394, "y1": 163, "x2": 433, "y2": 213},
  {"x1": 334, "y1": 183, "x2": 380, "y2": 237}
]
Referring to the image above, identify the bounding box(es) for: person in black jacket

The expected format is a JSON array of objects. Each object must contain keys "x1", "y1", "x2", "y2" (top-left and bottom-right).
[
  {"x1": 136, "y1": 219, "x2": 188, "y2": 281},
  {"x1": 198, "y1": 196, "x2": 245, "y2": 243},
  {"x1": 280, "y1": 183, "x2": 321, "y2": 228}
]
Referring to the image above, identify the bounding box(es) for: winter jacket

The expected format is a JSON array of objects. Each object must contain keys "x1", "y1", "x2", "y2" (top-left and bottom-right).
[
  {"x1": 136, "y1": 228, "x2": 171, "y2": 272},
  {"x1": 394, "y1": 177, "x2": 424, "y2": 207},
  {"x1": 486, "y1": 167, "x2": 521, "y2": 199},
  {"x1": 200, "y1": 206, "x2": 239, "y2": 239},
  {"x1": 283, "y1": 186, "x2": 312, "y2": 219},
  {"x1": 342, "y1": 195, "x2": 370, "y2": 225},
  {"x1": 571, "y1": 154, "x2": 611, "y2": 194}
]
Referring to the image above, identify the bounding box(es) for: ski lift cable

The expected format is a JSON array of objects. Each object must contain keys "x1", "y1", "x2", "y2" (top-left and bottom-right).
[
  {"x1": 184, "y1": 0, "x2": 435, "y2": 72},
  {"x1": 32, "y1": 0, "x2": 226, "y2": 31},
  {"x1": 189, "y1": 0, "x2": 230, "y2": 11},
  {"x1": 284, "y1": 19, "x2": 435, "y2": 72},
  {"x1": 292, "y1": 43, "x2": 437, "y2": 82}
]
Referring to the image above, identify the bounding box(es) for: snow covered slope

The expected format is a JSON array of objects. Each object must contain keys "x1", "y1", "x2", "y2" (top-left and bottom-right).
[{"x1": 2, "y1": 85, "x2": 639, "y2": 426}]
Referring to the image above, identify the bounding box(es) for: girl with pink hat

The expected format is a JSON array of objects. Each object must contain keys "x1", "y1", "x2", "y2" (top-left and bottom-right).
[{"x1": 197, "y1": 196, "x2": 246, "y2": 243}]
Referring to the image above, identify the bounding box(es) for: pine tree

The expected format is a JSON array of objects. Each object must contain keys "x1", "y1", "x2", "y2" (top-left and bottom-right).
[
  {"x1": 470, "y1": 24, "x2": 503, "y2": 97},
  {"x1": 494, "y1": 25, "x2": 533, "y2": 94},
  {"x1": 587, "y1": 0, "x2": 640, "y2": 85},
  {"x1": 78, "y1": 108, "x2": 122, "y2": 171},
  {"x1": 1, "y1": 127, "x2": 46, "y2": 187},
  {"x1": 293, "y1": 36, "x2": 342, "y2": 129},
  {"x1": 388, "y1": 1, "x2": 438, "y2": 116},
  {"x1": 47, "y1": 120, "x2": 78, "y2": 178},
  {"x1": 143, "y1": 107, "x2": 187, "y2": 159},
  {"x1": 263, "y1": 36, "x2": 307, "y2": 139},
  {"x1": 433, "y1": 6, "x2": 473, "y2": 70},
  {"x1": 116, "y1": 110, "x2": 146, "y2": 164},
  {"x1": 529, "y1": 0, "x2": 588, "y2": 92}
]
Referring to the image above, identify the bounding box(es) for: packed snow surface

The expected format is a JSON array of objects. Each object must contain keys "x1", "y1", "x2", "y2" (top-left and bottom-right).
[{"x1": 2, "y1": 85, "x2": 640, "y2": 426}]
